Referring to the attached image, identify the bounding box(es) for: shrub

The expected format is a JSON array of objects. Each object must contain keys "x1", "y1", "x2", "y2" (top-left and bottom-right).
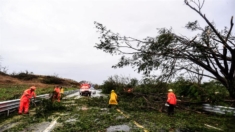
[
  {"x1": 41, "y1": 76, "x2": 63, "y2": 84},
  {"x1": 11, "y1": 71, "x2": 37, "y2": 80}
]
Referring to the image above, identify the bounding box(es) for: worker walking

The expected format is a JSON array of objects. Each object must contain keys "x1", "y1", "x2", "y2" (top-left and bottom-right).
[
  {"x1": 108, "y1": 90, "x2": 118, "y2": 108},
  {"x1": 18, "y1": 86, "x2": 36, "y2": 114},
  {"x1": 53, "y1": 85, "x2": 61, "y2": 102},
  {"x1": 166, "y1": 89, "x2": 177, "y2": 116}
]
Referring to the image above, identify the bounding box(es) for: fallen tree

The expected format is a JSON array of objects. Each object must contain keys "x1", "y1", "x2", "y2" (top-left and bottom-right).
[{"x1": 94, "y1": 0, "x2": 235, "y2": 99}]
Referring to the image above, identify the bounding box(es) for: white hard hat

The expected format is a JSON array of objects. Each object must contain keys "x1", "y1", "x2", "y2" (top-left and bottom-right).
[{"x1": 168, "y1": 89, "x2": 173, "y2": 92}]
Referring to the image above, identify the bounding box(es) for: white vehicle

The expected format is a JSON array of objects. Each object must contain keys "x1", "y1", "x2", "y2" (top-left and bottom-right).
[{"x1": 79, "y1": 83, "x2": 91, "y2": 96}]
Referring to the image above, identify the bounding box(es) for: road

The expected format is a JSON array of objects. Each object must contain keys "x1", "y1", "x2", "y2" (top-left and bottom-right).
[{"x1": 65, "y1": 89, "x2": 105, "y2": 99}]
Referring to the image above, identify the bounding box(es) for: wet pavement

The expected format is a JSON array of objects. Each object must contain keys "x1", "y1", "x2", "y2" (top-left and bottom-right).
[
  {"x1": 21, "y1": 122, "x2": 51, "y2": 132},
  {"x1": 65, "y1": 89, "x2": 106, "y2": 99}
]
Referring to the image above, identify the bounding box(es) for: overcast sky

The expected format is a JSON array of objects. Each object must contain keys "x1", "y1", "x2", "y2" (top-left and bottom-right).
[{"x1": 0, "y1": 0, "x2": 234, "y2": 84}]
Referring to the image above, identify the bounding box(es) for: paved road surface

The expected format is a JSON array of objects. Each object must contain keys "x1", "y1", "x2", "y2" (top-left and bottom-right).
[{"x1": 65, "y1": 89, "x2": 105, "y2": 99}]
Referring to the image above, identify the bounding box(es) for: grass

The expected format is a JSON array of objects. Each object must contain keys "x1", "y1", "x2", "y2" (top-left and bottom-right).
[
  {"x1": 0, "y1": 84, "x2": 76, "y2": 101},
  {"x1": 86, "y1": 97, "x2": 235, "y2": 132}
]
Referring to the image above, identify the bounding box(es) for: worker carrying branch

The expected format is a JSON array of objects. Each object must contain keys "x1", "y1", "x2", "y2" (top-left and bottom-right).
[{"x1": 18, "y1": 86, "x2": 36, "y2": 114}]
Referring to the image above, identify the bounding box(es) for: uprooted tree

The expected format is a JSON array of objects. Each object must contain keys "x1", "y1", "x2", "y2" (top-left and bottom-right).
[{"x1": 94, "y1": 0, "x2": 235, "y2": 99}]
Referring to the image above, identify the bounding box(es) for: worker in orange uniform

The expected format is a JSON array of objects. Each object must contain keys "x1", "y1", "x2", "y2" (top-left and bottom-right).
[
  {"x1": 166, "y1": 89, "x2": 177, "y2": 116},
  {"x1": 60, "y1": 86, "x2": 64, "y2": 100},
  {"x1": 108, "y1": 90, "x2": 118, "y2": 108},
  {"x1": 18, "y1": 86, "x2": 36, "y2": 114},
  {"x1": 53, "y1": 85, "x2": 61, "y2": 102}
]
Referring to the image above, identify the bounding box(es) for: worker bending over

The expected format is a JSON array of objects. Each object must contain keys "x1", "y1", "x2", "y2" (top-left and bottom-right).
[
  {"x1": 53, "y1": 85, "x2": 61, "y2": 102},
  {"x1": 18, "y1": 86, "x2": 36, "y2": 114}
]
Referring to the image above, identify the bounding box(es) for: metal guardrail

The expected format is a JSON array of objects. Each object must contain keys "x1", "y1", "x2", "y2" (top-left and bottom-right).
[
  {"x1": 203, "y1": 103, "x2": 235, "y2": 116},
  {"x1": 0, "y1": 90, "x2": 79, "y2": 116}
]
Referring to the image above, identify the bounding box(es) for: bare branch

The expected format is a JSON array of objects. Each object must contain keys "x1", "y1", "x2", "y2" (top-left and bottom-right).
[
  {"x1": 184, "y1": 67, "x2": 217, "y2": 80},
  {"x1": 185, "y1": 0, "x2": 233, "y2": 51},
  {"x1": 225, "y1": 16, "x2": 234, "y2": 42},
  {"x1": 227, "y1": 39, "x2": 235, "y2": 46}
]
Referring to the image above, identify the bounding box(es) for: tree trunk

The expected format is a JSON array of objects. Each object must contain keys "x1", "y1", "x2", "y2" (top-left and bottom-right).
[{"x1": 227, "y1": 83, "x2": 235, "y2": 99}]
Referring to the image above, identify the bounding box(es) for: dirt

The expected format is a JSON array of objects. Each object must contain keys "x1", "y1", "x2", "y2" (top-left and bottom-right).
[{"x1": 0, "y1": 75, "x2": 23, "y2": 84}]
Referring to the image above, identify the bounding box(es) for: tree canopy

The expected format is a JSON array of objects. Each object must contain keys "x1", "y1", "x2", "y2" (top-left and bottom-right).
[{"x1": 94, "y1": 0, "x2": 235, "y2": 98}]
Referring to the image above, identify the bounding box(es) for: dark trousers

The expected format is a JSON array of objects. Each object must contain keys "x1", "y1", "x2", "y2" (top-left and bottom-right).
[
  {"x1": 167, "y1": 104, "x2": 175, "y2": 116},
  {"x1": 60, "y1": 94, "x2": 64, "y2": 100}
]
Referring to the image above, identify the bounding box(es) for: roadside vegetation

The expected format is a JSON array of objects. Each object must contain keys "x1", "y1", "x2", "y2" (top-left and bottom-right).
[{"x1": 1, "y1": 73, "x2": 234, "y2": 131}]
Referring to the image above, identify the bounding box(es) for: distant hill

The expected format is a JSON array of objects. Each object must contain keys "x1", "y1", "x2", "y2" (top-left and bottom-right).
[
  {"x1": 0, "y1": 72, "x2": 80, "y2": 101},
  {"x1": 0, "y1": 72, "x2": 80, "y2": 88}
]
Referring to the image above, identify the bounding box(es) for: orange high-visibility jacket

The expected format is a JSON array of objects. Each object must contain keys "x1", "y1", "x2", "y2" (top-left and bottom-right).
[
  {"x1": 20, "y1": 89, "x2": 36, "y2": 101},
  {"x1": 167, "y1": 92, "x2": 177, "y2": 105},
  {"x1": 53, "y1": 87, "x2": 61, "y2": 102},
  {"x1": 54, "y1": 87, "x2": 61, "y2": 94}
]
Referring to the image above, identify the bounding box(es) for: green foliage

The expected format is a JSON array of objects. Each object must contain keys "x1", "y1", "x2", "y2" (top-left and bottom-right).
[
  {"x1": 168, "y1": 77, "x2": 204, "y2": 102},
  {"x1": 11, "y1": 71, "x2": 37, "y2": 80},
  {"x1": 86, "y1": 96, "x2": 109, "y2": 108},
  {"x1": 100, "y1": 75, "x2": 139, "y2": 94},
  {"x1": 2, "y1": 95, "x2": 235, "y2": 132},
  {"x1": 129, "y1": 78, "x2": 138, "y2": 87},
  {"x1": 66, "y1": 97, "x2": 235, "y2": 131},
  {"x1": 100, "y1": 79, "x2": 118, "y2": 94},
  {"x1": 133, "y1": 77, "x2": 168, "y2": 94},
  {"x1": 169, "y1": 77, "x2": 229, "y2": 104},
  {"x1": 201, "y1": 80, "x2": 229, "y2": 105},
  {"x1": 35, "y1": 99, "x2": 66, "y2": 118},
  {"x1": 41, "y1": 76, "x2": 63, "y2": 84},
  {"x1": 0, "y1": 85, "x2": 56, "y2": 101},
  {"x1": 0, "y1": 85, "x2": 31, "y2": 101},
  {"x1": 185, "y1": 20, "x2": 199, "y2": 31}
]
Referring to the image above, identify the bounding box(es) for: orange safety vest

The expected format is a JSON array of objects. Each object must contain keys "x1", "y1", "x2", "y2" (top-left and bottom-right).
[{"x1": 167, "y1": 92, "x2": 177, "y2": 105}]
